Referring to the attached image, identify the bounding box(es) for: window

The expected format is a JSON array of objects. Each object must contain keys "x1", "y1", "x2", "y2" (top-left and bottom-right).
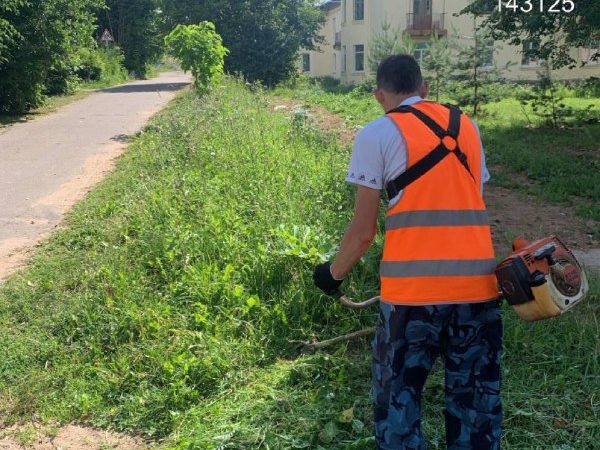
[
  {"x1": 354, "y1": 44, "x2": 364, "y2": 71},
  {"x1": 342, "y1": 45, "x2": 347, "y2": 72},
  {"x1": 522, "y1": 40, "x2": 540, "y2": 66},
  {"x1": 354, "y1": 0, "x2": 364, "y2": 21},
  {"x1": 479, "y1": 38, "x2": 495, "y2": 67},
  {"x1": 583, "y1": 40, "x2": 599, "y2": 65},
  {"x1": 342, "y1": 0, "x2": 347, "y2": 23},
  {"x1": 302, "y1": 53, "x2": 310, "y2": 72},
  {"x1": 332, "y1": 18, "x2": 337, "y2": 42},
  {"x1": 413, "y1": 42, "x2": 429, "y2": 64},
  {"x1": 333, "y1": 53, "x2": 337, "y2": 73}
]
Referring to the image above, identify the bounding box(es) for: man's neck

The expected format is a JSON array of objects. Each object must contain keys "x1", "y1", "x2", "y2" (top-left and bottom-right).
[{"x1": 384, "y1": 91, "x2": 421, "y2": 112}]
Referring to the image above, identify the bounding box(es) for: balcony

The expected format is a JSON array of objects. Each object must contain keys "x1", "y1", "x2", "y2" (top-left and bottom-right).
[
  {"x1": 333, "y1": 31, "x2": 341, "y2": 50},
  {"x1": 405, "y1": 13, "x2": 446, "y2": 36}
]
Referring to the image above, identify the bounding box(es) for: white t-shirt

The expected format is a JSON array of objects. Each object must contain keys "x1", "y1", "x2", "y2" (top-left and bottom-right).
[{"x1": 345, "y1": 96, "x2": 490, "y2": 207}]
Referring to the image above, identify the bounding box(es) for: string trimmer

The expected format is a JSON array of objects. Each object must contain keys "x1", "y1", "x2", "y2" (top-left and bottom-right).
[{"x1": 300, "y1": 235, "x2": 589, "y2": 353}]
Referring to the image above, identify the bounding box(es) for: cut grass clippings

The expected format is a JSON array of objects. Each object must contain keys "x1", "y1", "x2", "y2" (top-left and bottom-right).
[{"x1": 0, "y1": 77, "x2": 599, "y2": 449}]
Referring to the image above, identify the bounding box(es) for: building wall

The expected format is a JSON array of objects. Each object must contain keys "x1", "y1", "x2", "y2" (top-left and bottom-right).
[
  {"x1": 306, "y1": 0, "x2": 600, "y2": 84},
  {"x1": 302, "y1": 5, "x2": 341, "y2": 78}
]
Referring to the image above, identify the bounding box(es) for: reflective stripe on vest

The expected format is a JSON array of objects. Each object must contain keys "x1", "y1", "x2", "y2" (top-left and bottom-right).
[
  {"x1": 380, "y1": 258, "x2": 497, "y2": 278},
  {"x1": 380, "y1": 101, "x2": 498, "y2": 305},
  {"x1": 385, "y1": 209, "x2": 489, "y2": 230}
]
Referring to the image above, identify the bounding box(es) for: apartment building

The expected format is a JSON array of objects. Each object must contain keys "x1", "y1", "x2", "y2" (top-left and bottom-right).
[{"x1": 301, "y1": 0, "x2": 600, "y2": 83}]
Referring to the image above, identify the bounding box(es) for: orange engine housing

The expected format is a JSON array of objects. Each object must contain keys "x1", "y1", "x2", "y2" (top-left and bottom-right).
[{"x1": 495, "y1": 236, "x2": 587, "y2": 321}]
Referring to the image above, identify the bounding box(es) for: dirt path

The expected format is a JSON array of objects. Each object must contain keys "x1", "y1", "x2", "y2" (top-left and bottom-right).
[
  {"x1": 0, "y1": 71, "x2": 191, "y2": 282},
  {"x1": 269, "y1": 97, "x2": 599, "y2": 266},
  {"x1": 0, "y1": 423, "x2": 152, "y2": 450}
]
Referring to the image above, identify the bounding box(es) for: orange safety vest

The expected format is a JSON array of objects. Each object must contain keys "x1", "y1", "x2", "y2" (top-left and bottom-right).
[{"x1": 380, "y1": 101, "x2": 498, "y2": 305}]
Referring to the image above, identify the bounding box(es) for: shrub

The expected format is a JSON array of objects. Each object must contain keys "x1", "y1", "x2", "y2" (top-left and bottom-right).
[
  {"x1": 573, "y1": 76, "x2": 600, "y2": 98},
  {"x1": 165, "y1": 22, "x2": 229, "y2": 93},
  {"x1": 0, "y1": 0, "x2": 100, "y2": 112},
  {"x1": 516, "y1": 64, "x2": 599, "y2": 128}
]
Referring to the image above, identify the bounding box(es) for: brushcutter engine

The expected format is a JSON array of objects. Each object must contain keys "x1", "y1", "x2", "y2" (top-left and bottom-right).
[{"x1": 495, "y1": 236, "x2": 588, "y2": 321}]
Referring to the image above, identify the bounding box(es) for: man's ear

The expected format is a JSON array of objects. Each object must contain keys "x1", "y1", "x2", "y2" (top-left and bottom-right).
[{"x1": 374, "y1": 89, "x2": 386, "y2": 106}]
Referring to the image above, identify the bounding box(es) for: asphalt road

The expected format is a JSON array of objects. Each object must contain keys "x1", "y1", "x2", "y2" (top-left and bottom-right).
[{"x1": 0, "y1": 71, "x2": 191, "y2": 280}]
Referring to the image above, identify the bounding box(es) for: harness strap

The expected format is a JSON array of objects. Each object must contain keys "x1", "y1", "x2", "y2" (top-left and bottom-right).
[{"x1": 385, "y1": 104, "x2": 474, "y2": 200}]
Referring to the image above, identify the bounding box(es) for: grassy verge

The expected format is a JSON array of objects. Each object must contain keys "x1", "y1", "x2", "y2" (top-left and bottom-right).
[
  {"x1": 273, "y1": 82, "x2": 600, "y2": 226},
  {"x1": 0, "y1": 78, "x2": 599, "y2": 449}
]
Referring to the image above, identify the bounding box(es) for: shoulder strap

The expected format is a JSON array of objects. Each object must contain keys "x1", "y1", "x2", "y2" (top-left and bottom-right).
[{"x1": 385, "y1": 104, "x2": 473, "y2": 200}]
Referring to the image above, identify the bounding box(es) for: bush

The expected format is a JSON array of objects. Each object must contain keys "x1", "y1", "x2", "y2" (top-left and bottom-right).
[
  {"x1": 573, "y1": 76, "x2": 600, "y2": 98},
  {"x1": 78, "y1": 46, "x2": 127, "y2": 84},
  {"x1": 76, "y1": 48, "x2": 105, "y2": 82},
  {"x1": 0, "y1": 0, "x2": 100, "y2": 112},
  {"x1": 312, "y1": 76, "x2": 340, "y2": 90},
  {"x1": 516, "y1": 65, "x2": 599, "y2": 128},
  {"x1": 165, "y1": 22, "x2": 229, "y2": 93},
  {"x1": 352, "y1": 78, "x2": 376, "y2": 96}
]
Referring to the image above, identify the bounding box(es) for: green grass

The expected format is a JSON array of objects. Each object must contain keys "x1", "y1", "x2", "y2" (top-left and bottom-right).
[
  {"x1": 0, "y1": 77, "x2": 599, "y2": 449},
  {"x1": 274, "y1": 81, "x2": 600, "y2": 226}
]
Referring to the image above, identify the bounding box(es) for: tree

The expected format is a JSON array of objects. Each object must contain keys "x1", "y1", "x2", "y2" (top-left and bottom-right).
[
  {"x1": 165, "y1": 21, "x2": 229, "y2": 92},
  {"x1": 0, "y1": 0, "x2": 102, "y2": 112},
  {"x1": 421, "y1": 32, "x2": 453, "y2": 102},
  {"x1": 449, "y1": 21, "x2": 504, "y2": 117},
  {"x1": 0, "y1": 0, "x2": 26, "y2": 65},
  {"x1": 368, "y1": 20, "x2": 416, "y2": 73},
  {"x1": 159, "y1": 0, "x2": 325, "y2": 86},
  {"x1": 97, "y1": 0, "x2": 162, "y2": 77},
  {"x1": 462, "y1": 0, "x2": 600, "y2": 69}
]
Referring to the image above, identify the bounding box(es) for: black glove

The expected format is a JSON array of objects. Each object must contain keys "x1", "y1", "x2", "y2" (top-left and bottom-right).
[{"x1": 313, "y1": 261, "x2": 344, "y2": 296}]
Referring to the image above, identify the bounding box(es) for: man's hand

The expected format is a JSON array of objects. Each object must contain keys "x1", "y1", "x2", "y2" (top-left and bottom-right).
[{"x1": 313, "y1": 261, "x2": 344, "y2": 296}]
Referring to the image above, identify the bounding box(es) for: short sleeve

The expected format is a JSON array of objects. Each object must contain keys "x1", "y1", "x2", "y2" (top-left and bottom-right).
[
  {"x1": 471, "y1": 119, "x2": 490, "y2": 191},
  {"x1": 345, "y1": 124, "x2": 385, "y2": 190}
]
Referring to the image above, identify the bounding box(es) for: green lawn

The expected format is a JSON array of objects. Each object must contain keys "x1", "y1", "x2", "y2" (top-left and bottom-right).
[{"x1": 0, "y1": 78, "x2": 598, "y2": 449}]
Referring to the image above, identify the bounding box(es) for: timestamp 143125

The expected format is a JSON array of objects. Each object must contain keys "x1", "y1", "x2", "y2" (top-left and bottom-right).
[{"x1": 498, "y1": 0, "x2": 575, "y2": 13}]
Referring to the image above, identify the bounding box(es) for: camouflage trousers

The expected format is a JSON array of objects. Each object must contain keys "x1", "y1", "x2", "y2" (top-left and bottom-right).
[{"x1": 371, "y1": 300, "x2": 503, "y2": 450}]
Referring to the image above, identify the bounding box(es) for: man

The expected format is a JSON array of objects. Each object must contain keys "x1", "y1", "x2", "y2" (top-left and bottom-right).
[{"x1": 313, "y1": 54, "x2": 502, "y2": 450}]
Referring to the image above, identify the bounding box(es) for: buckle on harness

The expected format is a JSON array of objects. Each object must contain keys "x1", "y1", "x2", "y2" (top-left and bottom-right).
[{"x1": 442, "y1": 135, "x2": 457, "y2": 151}]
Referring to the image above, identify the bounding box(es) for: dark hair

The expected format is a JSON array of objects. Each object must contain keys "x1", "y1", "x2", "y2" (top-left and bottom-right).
[{"x1": 376, "y1": 54, "x2": 423, "y2": 94}]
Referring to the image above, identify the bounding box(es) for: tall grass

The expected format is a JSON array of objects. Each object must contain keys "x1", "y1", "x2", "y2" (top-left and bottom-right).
[{"x1": 0, "y1": 78, "x2": 598, "y2": 449}]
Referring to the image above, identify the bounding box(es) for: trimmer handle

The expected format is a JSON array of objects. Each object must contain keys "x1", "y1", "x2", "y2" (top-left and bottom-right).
[{"x1": 334, "y1": 290, "x2": 380, "y2": 309}]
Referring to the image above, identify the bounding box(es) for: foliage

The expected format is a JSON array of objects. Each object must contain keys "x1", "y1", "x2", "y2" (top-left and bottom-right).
[
  {"x1": 0, "y1": 0, "x2": 103, "y2": 112},
  {"x1": 421, "y1": 33, "x2": 453, "y2": 102},
  {"x1": 462, "y1": 0, "x2": 600, "y2": 69},
  {"x1": 97, "y1": 0, "x2": 162, "y2": 77},
  {"x1": 0, "y1": 0, "x2": 26, "y2": 65},
  {"x1": 448, "y1": 22, "x2": 506, "y2": 116},
  {"x1": 367, "y1": 20, "x2": 416, "y2": 73},
  {"x1": 159, "y1": 0, "x2": 325, "y2": 86},
  {"x1": 572, "y1": 76, "x2": 600, "y2": 99},
  {"x1": 75, "y1": 46, "x2": 127, "y2": 84},
  {"x1": 165, "y1": 22, "x2": 228, "y2": 93},
  {"x1": 517, "y1": 63, "x2": 599, "y2": 128}
]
